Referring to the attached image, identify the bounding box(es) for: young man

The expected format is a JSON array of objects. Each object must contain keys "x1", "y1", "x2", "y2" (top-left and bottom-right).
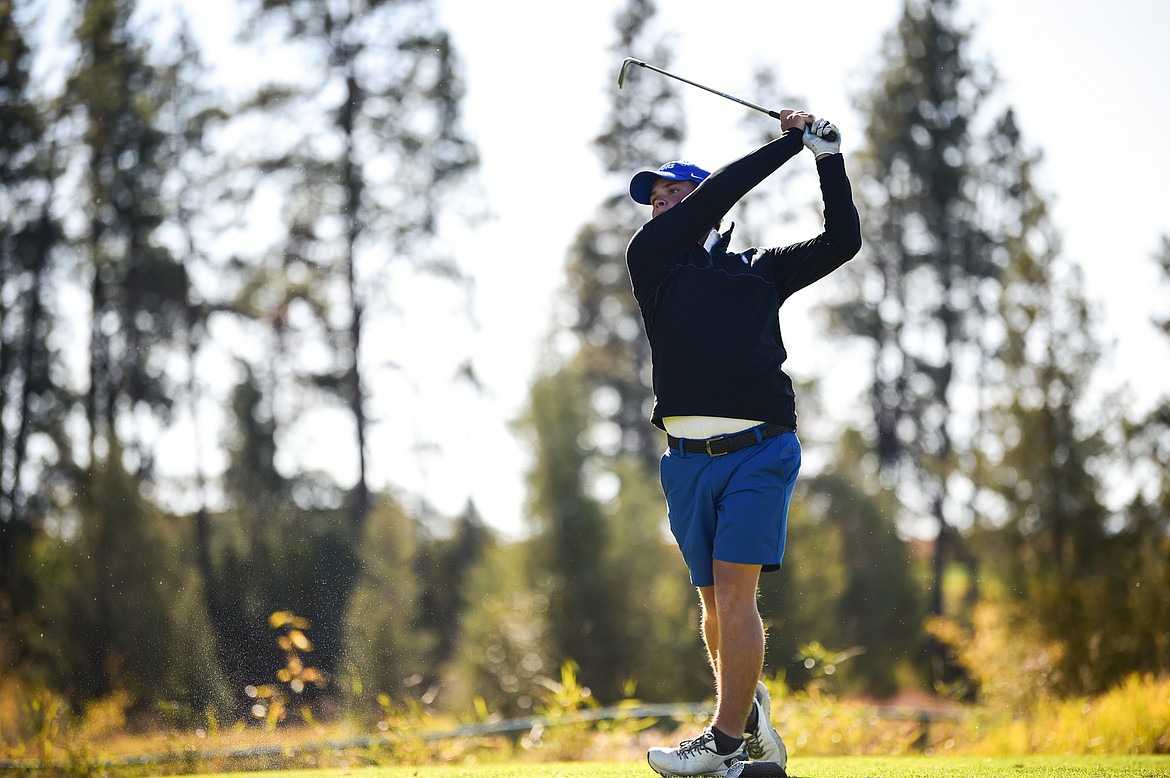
[{"x1": 625, "y1": 110, "x2": 861, "y2": 777}]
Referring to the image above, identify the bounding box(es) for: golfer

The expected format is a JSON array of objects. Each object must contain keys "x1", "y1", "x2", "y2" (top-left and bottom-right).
[{"x1": 625, "y1": 110, "x2": 861, "y2": 776}]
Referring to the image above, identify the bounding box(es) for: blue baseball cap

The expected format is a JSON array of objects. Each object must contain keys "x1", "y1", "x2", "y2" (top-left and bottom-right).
[{"x1": 629, "y1": 160, "x2": 710, "y2": 205}]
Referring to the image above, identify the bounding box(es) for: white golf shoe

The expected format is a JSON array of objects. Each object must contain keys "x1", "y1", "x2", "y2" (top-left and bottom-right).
[
  {"x1": 647, "y1": 728, "x2": 749, "y2": 777},
  {"x1": 743, "y1": 681, "x2": 787, "y2": 767}
]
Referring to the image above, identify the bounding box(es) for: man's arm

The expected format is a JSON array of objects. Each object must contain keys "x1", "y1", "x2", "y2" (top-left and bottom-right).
[
  {"x1": 767, "y1": 153, "x2": 862, "y2": 298},
  {"x1": 626, "y1": 128, "x2": 806, "y2": 300}
]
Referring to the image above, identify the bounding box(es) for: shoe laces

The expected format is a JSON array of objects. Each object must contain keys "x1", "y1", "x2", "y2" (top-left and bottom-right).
[
  {"x1": 744, "y1": 696, "x2": 766, "y2": 758},
  {"x1": 744, "y1": 731, "x2": 765, "y2": 760},
  {"x1": 677, "y1": 731, "x2": 717, "y2": 758}
]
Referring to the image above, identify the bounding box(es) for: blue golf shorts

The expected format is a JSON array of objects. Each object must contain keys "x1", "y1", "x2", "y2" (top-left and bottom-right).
[{"x1": 659, "y1": 430, "x2": 801, "y2": 587}]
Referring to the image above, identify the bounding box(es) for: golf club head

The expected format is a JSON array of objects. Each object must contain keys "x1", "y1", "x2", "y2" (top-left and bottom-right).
[
  {"x1": 725, "y1": 761, "x2": 787, "y2": 778},
  {"x1": 617, "y1": 57, "x2": 644, "y2": 89}
]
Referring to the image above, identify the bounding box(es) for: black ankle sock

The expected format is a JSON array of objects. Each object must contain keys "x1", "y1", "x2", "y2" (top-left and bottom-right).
[
  {"x1": 745, "y1": 704, "x2": 759, "y2": 733},
  {"x1": 711, "y1": 726, "x2": 744, "y2": 754}
]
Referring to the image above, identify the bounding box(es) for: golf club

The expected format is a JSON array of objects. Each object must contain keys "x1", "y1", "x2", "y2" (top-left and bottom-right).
[
  {"x1": 725, "y1": 761, "x2": 788, "y2": 778},
  {"x1": 617, "y1": 57, "x2": 838, "y2": 142}
]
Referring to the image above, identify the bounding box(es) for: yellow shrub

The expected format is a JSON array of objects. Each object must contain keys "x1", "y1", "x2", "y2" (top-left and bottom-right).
[
  {"x1": 927, "y1": 599, "x2": 1064, "y2": 713},
  {"x1": 960, "y1": 673, "x2": 1170, "y2": 755}
]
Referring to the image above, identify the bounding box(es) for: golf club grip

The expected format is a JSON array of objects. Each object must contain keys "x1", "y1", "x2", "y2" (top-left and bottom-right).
[{"x1": 766, "y1": 110, "x2": 838, "y2": 142}]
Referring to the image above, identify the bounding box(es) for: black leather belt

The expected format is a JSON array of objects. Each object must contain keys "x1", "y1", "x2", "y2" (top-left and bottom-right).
[{"x1": 667, "y1": 423, "x2": 795, "y2": 457}]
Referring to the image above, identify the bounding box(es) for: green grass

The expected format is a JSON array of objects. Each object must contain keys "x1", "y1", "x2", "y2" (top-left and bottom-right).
[{"x1": 196, "y1": 756, "x2": 1170, "y2": 778}]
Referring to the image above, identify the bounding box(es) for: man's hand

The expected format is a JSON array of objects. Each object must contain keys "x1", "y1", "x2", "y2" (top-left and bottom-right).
[
  {"x1": 779, "y1": 109, "x2": 813, "y2": 133},
  {"x1": 803, "y1": 118, "x2": 841, "y2": 158}
]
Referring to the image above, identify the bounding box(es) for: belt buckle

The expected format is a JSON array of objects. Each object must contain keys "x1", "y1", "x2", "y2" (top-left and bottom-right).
[{"x1": 704, "y1": 435, "x2": 728, "y2": 457}]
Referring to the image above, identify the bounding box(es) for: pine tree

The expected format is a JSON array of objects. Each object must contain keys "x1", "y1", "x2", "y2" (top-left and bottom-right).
[
  {"x1": 576, "y1": 0, "x2": 687, "y2": 468},
  {"x1": 1103, "y1": 236, "x2": 1170, "y2": 684},
  {"x1": 0, "y1": 0, "x2": 63, "y2": 599},
  {"x1": 512, "y1": 0, "x2": 715, "y2": 703},
  {"x1": 833, "y1": 0, "x2": 999, "y2": 686},
  {"x1": 66, "y1": 0, "x2": 192, "y2": 470},
  {"x1": 200, "y1": 0, "x2": 479, "y2": 701},
  {"x1": 519, "y1": 364, "x2": 615, "y2": 691},
  {"x1": 33, "y1": 0, "x2": 215, "y2": 706},
  {"x1": 238, "y1": 0, "x2": 479, "y2": 532},
  {"x1": 971, "y1": 109, "x2": 1132, "y2": 695},
  {"x1": 410, "y1": 500, "x2": 493, "y2": 690}
]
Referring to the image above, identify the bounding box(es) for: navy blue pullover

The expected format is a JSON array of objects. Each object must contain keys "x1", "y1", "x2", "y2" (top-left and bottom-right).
[{"x1": 625, "y1": 128, "x2": 862, "y2": 431}]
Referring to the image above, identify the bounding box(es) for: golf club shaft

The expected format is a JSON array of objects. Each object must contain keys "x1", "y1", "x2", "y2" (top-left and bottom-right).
[{"x1": 618, "y1": 58, "x2": 838, "y2": 142}]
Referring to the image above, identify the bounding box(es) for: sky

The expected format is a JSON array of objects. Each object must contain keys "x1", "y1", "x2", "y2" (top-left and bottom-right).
[
  {"x1": 29, "y1": 0, "x2": 1170, "y2": 537},
  {"x1": 408, "y1": 0, "x2": 1170, "y2": 535}
]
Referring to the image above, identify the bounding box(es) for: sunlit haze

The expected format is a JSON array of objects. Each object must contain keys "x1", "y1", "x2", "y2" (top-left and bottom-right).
[{"x1": 29, "y1": 0, "x2": 1170, "y2": 537}]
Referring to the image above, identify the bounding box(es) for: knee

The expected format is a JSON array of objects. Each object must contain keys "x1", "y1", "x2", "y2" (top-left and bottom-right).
[
  {"x1": 715, "y1": 591, "x2": 761, "y2": 629},
  {"x1": 712, "y1": 561, "x2": 762, "y2": 612}
]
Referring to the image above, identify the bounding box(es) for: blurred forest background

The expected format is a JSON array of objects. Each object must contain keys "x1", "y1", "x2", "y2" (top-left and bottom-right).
[{"x1": 2, "y1": 0, "x2": 1168, "y2": 737}]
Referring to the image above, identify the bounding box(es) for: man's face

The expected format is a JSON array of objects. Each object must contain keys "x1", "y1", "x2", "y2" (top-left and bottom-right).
[{"x1": 649, "y1": 177, "x2": 698, "y2": 219}]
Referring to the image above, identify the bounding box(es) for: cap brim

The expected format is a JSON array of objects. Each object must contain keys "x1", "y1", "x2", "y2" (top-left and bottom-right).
[
  {"x1": 629, "y1": 169, "x2": 692, "y2": 205},
  {"x1": 629, "y1": 170, "x2": 661, "y2": 205}
]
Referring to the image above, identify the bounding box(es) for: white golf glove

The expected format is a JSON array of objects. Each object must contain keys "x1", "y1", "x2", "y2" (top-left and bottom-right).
[{"x1": 803, "y1": 118, "x2": 841, "y2": 157}]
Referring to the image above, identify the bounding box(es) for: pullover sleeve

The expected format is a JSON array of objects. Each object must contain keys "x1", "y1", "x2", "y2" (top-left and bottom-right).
[
  {"x1": 625, "y1": 128, "x2": 805, "y2": 301},
  {"x1": 765, "y1": 152, "x2": 862, "y2": 299}
]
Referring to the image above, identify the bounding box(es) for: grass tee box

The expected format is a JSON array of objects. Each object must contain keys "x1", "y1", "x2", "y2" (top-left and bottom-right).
[{"x1": 200, "y1": 756, "x2": 1170, "y2": 778}]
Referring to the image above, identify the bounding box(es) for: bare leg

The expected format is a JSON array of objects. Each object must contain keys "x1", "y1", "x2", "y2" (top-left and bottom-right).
[
  {"x1": 698, "y1": 585, "x2": 719, "y2": 676},
  {"x1": 699, "y1": 559, "x2": 765, "y2": 738}
]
